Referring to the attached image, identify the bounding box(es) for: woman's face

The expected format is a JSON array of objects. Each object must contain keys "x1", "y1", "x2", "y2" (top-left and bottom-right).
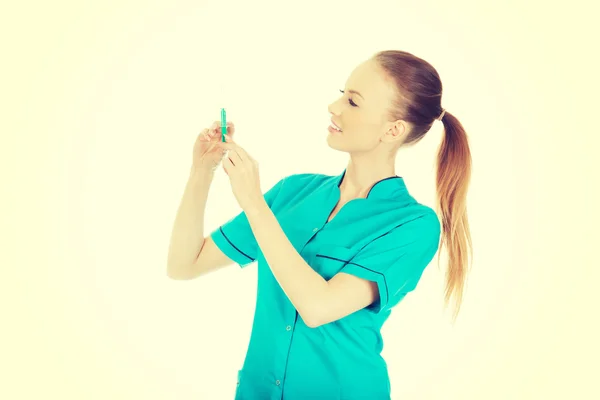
[{"x1": 327, "y1": 59, "x2": 407, "y2": 154}]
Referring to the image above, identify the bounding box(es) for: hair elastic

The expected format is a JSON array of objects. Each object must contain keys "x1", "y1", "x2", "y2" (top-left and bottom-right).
[{"x1": 437, "y1": 108, "x2": 446, "y2": 121}]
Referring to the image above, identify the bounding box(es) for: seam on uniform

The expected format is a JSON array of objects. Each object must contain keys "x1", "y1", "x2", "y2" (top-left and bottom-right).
[
  {"x1": 219, "y1": 227, "x2": 254, "y2": 262},
  {"x1": 346, "y1": 262, "x2": 389, "y2": 310},
  {"x1": 315, "y1": 255, "x2": 350, "y2": 263}
]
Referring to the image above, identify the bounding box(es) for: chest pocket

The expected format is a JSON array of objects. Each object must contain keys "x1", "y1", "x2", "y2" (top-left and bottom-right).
[{"x1": 312, "y1": 245, "x2": 356, "y2": 280}]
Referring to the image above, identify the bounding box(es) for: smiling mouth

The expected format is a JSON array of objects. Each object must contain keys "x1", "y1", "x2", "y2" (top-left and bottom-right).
[{"x1": 329, "y1": 123, "x2": 342, "y2": 132}]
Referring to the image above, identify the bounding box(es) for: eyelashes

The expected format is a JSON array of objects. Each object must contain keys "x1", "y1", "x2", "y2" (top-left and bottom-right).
[{"x1": 339, "y1": 89, "x2": 358, "y2": 107}]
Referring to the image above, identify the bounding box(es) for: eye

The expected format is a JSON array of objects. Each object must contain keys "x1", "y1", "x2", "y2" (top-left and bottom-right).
[{"x1": 339, "y1": 89, "x2": 358, "y2": 107}]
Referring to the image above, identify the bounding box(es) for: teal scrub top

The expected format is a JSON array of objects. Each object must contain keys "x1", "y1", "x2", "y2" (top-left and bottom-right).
[{"x1": 210, "y1": 169, "x2": 441, "y2": 400}]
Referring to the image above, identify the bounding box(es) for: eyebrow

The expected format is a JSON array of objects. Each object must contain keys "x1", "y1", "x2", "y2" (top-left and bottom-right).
[{"x1": 347, "y1": 89, "x2": 364, "y2": 99}]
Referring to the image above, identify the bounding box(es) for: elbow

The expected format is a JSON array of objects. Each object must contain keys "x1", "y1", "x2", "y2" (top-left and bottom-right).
[
  {"x1": 167, "y1": 273, "x2": 187, "y2": 280},
  {"x1": 166, "y1": 271, "x2": 186, "y2": 280},
  {"x1": 305, "y1": 320, "x2": 324, "y2": 329},
  {"x1": 166, "y1": 264, "x2": 192, "y2": 280},
  {"x1": 302, "y1": 288, "x2": 332, "y2": 328},
  {"x1": 303, "y1": 308, "x2": 326, "y2": 329}
]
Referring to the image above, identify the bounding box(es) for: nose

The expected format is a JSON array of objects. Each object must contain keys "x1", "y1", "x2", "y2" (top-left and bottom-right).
[
  {"x1": 328, "y1": 88, "x2": 345, "y2": 111},
  {"x1": 327, "y1": 103, "x2": 339, "y2": 116}
]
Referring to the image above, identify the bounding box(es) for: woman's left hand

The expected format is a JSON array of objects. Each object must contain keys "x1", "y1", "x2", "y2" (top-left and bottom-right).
[{"x1": 217, "y1": 135, "x2": 265, "y2": 214}]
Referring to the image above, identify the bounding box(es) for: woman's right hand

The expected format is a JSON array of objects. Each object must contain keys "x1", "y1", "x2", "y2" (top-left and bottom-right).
[{"x1": 193, "y1": 120, "x2": 235, "y2": 171}]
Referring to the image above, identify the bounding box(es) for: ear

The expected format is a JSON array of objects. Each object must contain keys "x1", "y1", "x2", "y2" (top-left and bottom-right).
[{"x1": 382, "y1": 120, "x2": 407, "y2": 144}]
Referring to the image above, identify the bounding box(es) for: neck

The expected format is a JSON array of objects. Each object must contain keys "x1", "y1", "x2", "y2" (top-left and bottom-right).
[{"x1": 341, "y1": 153, "x2": 396, "y2": 198}]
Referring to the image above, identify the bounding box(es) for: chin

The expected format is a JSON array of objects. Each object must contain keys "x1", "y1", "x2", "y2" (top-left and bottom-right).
[{"x1": 326, "y1": 134, "x2": 349, "y2": 152}]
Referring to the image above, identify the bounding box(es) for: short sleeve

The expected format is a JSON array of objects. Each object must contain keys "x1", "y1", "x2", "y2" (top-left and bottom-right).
[
  {"x1": 340, "y1": 212, "x2": 441, "y2": 314},
  {"x1": 209, "y1": 176, "x2": 286, "y2": 268}
]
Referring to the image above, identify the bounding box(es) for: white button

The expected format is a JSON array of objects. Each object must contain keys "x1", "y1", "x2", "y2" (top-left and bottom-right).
[
  {"x1": 286, "y1": 325, "x2": 291, "y2": 331},
  {"x1": 312, "y1": 228, "x2": 318, "y2": 232},
  {"x1": 275, "y1": 380, "x2": 281, "y2": 385}
]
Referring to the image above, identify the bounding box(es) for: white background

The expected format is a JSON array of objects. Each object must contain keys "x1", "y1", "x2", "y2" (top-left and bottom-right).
[{"x1": 2, "y1": 0, "x2": 598, "y2": 399}]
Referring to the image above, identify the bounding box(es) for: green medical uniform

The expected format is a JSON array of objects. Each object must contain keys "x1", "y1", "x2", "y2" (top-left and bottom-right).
[{"x1": 210, "y1": 169, "x2": 441, "y2": 400}]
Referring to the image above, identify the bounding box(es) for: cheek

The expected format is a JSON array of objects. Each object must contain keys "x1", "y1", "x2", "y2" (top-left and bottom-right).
[
  {"x1": 348, "y1": 129, "x2": 379, "y2": 147},
  {"x1": 332, "y1": 131, "x2": 377, "y2": 152}
]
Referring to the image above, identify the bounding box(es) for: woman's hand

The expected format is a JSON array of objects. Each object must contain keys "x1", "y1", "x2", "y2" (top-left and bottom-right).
[
  {"x1": 192, "y1": 120, "x2": 235, "y2": 171},
  {"x1": 216, "y1": 135, "x2": 266, "y2": 214}
]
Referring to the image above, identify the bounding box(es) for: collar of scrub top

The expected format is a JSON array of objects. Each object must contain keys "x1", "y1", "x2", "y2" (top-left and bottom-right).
[{"x1": 335, "y1": 169, "x2": 408, "y2": 200}]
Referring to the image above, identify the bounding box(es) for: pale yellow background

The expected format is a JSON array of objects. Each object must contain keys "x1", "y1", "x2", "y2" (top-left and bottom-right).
[{"x1": 2, "y1": 0, "x2": 598, "y2": 399}]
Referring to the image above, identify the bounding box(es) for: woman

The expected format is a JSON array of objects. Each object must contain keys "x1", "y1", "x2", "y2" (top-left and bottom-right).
[{"x1": 167, "y1": 50, "x2": 473, "y2": 400}]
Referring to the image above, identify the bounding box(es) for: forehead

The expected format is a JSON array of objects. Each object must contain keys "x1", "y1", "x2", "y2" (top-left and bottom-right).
[{"x1": 346, "y1": 60, "x2": 395, "y2": 105}]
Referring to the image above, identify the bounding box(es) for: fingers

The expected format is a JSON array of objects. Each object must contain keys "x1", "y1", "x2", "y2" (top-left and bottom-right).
[
  {"x1": 225, "y1": 147, "x2": 242, "y2": 166},
  {"x1": 198, "y1": 128, "x2": 210, "y2": 141},
  {"x1": 217, "y1": 141, "x2": 251, "y2": 166},
  {"x1": 225, "y1": 136, "x2": 250, "y2": 158},
  {"x1": 216, "y1": 142, "x2": 235, "y2": 149},
  {"x1": 211, "y1": 120, "x2": 235, "y2": 136},
  {"x1": 206, "y1": 141, "x2": 218, "y2": 153},
  {"x1": 222, "y1": 156, "x2": 232, "y2": 175},
  {"x1": 216, "y1": 142, "x2": 241, "y2": 155},
  {"x1": 212, "y1": 120, "x2": 233, "y2": 127},
  {"x1": 199, "y1": 127, "x2": 219, "y2": 141}
]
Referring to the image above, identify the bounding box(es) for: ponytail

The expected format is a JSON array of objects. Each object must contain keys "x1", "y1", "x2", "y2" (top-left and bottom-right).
[
  {"x1": 435, "y1": 111, "x2": 473, "y2": 322},
  {"x1": 372, "y1": 49, "x2": 474, "y2": 322}
]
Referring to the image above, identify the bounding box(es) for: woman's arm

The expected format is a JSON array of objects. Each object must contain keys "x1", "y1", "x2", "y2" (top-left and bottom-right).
[
  {"x1": 244, "y1": 201, "x2": 378, "y2": 327},
  {"x1": 166, "y1": 166, "x2": 233, "y2": 279}
]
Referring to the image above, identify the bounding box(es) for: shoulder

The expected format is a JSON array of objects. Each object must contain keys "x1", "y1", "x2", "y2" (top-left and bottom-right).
[
  {"x1": 387, "y1": 206, "x2": 441, "y2": 246},
  {"x1": 277, "y1": 172, "x2": 336, "y2": 192},
  {"x1": 367, "y1": 202, "x2": 441, "y2": 248},
  {"x1": 408, "y1": 207, "x2": 440, "y2": 236},
  {"x1": 282, "y1": 172, "x2": 332, "y2": 184},
  {"x1": 395, "y1": 184, "x2": 441, "y2": 236}
]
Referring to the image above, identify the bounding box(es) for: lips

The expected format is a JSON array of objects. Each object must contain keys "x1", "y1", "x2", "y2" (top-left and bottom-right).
[{"x1": 330, "y1": 119, "x2": 342, "y2": 131}]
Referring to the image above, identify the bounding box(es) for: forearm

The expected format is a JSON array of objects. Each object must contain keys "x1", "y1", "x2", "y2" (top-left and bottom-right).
[
  {"x1": 245, "y1": 200, "x2": 329, "y2": 327},
  {"x1": 167, "y1": 166, "x2": 215, "y2": 271}
]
